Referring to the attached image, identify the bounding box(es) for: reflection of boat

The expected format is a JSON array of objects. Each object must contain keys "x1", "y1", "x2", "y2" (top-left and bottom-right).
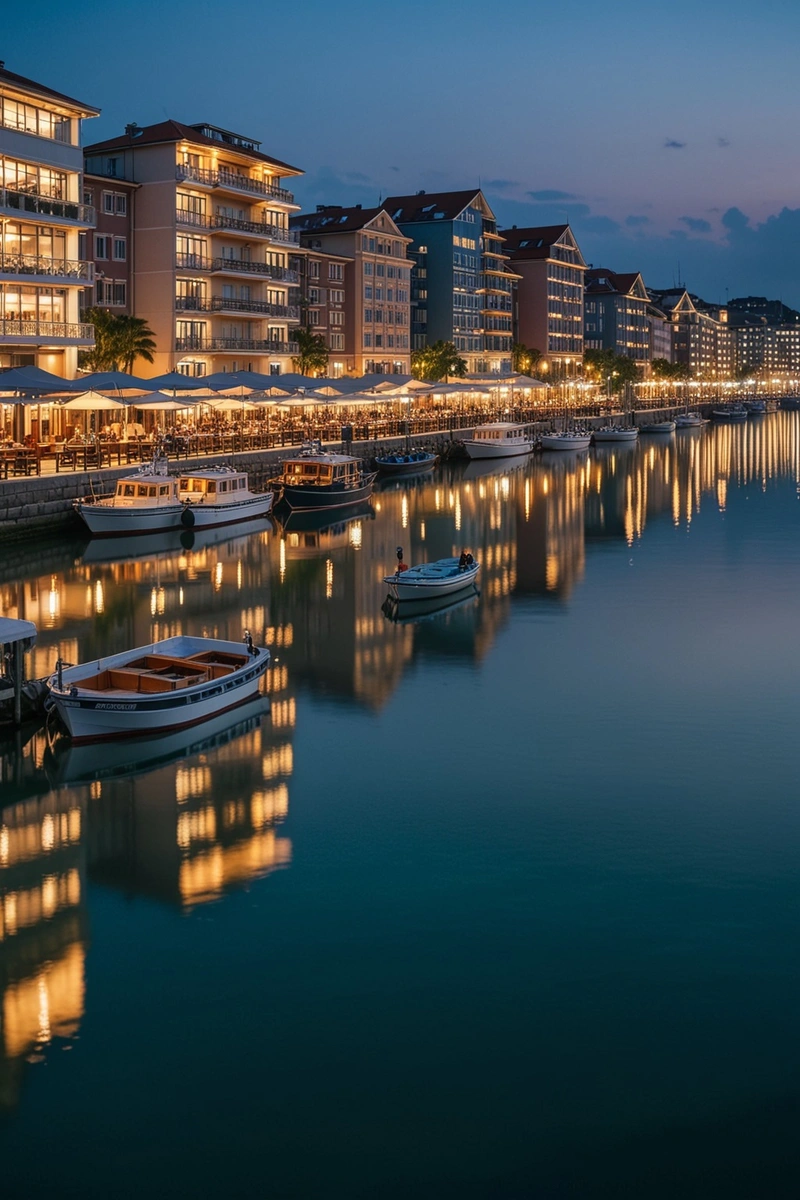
[
  {"x1": 384, "y1": 557, "x2": 480, "y2": 601},
  {"x1": 47, "y1": 635, "x2": 269, "y2": 743},
  {"x1": 74, "y1": 462, "x2": 272, "y2": 536},
  {"x1": 79, "y1": 517, "x2": 271, "y2": 565},
  {"x1": 271, "y1": 445, "x2": 377, "y2": 510},
  {"x1": 540, "y1": 432, "x2": 592, "y2": 450},
  {"x1": 453, "y1": 456, "x2": 527, "y2": 484},
  {"x1": 592, "y1": 426, "x2": 639, "y2": 442},
  {"x1": 639, "y1": 420, "x2": 676, "y2": 433},
  {"x1": 272, "y1": 500, "x2": 375, "y2": 546},
  {"x1": 375, "y1": 450, "x2": 437, "y2": 475},
  {"x1": 46, "y1": 694, "x2": 271, "y2": 786},
  {"x1": 463, "y1": 422, "x2": 533, "y2": 459},
  {"x1": 381, "y1": 587, "x2": 479, "y2": 624}
]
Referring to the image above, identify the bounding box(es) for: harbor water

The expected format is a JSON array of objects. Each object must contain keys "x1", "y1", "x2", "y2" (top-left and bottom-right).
[{"x1": 2, "y1": 414, "x2": 800, "y2": 1197}]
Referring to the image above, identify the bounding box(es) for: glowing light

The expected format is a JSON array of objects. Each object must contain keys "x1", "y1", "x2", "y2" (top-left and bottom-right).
[{"x1": 326, "y1": 558, "x2": 334, "y2": 600}]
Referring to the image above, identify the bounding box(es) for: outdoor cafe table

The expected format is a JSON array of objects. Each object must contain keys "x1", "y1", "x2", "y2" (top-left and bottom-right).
[{"x1": 1, "y1": 447, "x2": 38, "y2": 476}]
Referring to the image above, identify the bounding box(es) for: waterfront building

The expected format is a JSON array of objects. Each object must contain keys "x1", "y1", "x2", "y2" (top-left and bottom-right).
[
  {"x1": 584, "y1": 268, "x2": 650, "y2": 369},
  {"x1": 0, "y1": 62, "x2": 98, "y2": 376},
  {"x1": 84, "y1": 120, "x2": 303, "y2": 377},
  {"x1": 727, "y1": 297, "x2": 800, "y2": 377},
  {"x1": 648, "y1": 288, "x2": 731, "y2": 378},
  {"x1": 290, "y1": 205, "x2": 412, "y2": 375},
  {"x1": 646, "y1": 299, "x2": 673, "y2": 364},
  {"x1": 382, "y1": 189, "x2": 516, "y2": 374},
  {"x1": 501, "y1": 224, "x2": 586, "y2": 375},
  {"x1": 81, "y1": 173, "x2": 138, "y2": 315},
  {"x1": 288, "y1": 242, "x2": 352, "y2": 376}
]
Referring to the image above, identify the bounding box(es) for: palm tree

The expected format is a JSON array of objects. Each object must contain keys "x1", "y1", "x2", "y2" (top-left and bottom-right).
[
  {"x1": 291, "y1": 327, "x2": 329, "y2": 376},
  {"x1": 80, "y1": 306, "x2": 118, "y2": 371},
  {"x1": 113, "y1": 315, "x2": 156, "y2": 373}
]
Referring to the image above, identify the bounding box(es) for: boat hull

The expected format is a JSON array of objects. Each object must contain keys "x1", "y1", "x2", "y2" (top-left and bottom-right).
[
  {"x1": 376, "y1": 453, "x2": 436, "y2": 475},
  {"x1": 640, "y1": 421, "x2": 676, "y2": 433},
  {"x1": 592, "y1": 429, "x2": 639, "y2": 442},
  {"x1": 384, "y1": 559, "x2": 480, "y2": 601},
  {"x1": 279, "y1": 477, "x2": 376, "y2": 511},
  {"x1": 463, "y1": 440, "x2": 532, "y2": 459},
  {"x1": 540, "y1": 434, "x2": 592, "y2": 450},
  {"x1": 47, "y1": 635, "x2": 270, "y2": 743},
  {"x1": 76, "y1": 493, "x2": 273, "y2": 536}
]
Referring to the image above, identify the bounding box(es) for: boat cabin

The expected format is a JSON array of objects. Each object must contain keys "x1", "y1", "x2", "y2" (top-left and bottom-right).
[
  {"x1": 111, "y1": 476, "x2": 179, "y2": 507},
  {"x1": 472, "y1": 422, "x2": 528, "y2": 442},
  {"x1": 178, "y1": 470, "x2": 250, "y2": 503},
  {"x1": 278, "y1": 454, "x2": 360, "y2": 488}
]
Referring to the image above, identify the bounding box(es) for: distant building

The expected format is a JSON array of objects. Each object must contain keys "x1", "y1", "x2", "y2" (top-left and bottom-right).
[
  {"x1": 646, "y1": 300, "x2": 672, "y2": 364},
  {"x1": 648, "y1": 288, "x2": 731, "y2": 377},
  {"x1": 727, "y1": 297, "x2": 800, "y2": 377},
  {"x1": 289, "y1": 243, "x2": 352, "y2": 376},
  {"x1": 501, "y1": 224, "x2": 586, "y2": 375},
  {"x1": 291, "y1": 205, "x2": 412, "y2": 375},
  {"x1": 584, "y1": 268, "x2": 650, "y2": 368},
  {"x1": 383, "y1": 189, "x2": 516, "y2": 373},
  {"x1": 85, "y1": 119, "x2": 304, "y2": 377},
  {"x1": 0, "y1": 61, "x2": 98, "y2": 376},
  {"x1": 81, "y1": 174, "x2": 138, "y2": 315}
]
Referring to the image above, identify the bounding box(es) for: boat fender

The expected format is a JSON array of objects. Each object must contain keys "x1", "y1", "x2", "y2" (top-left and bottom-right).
[
  {"x1": 181, "y1": 504, "x2": 195, "y2": 528},
  {"x1": 70, "y1": 686, "x2": 79, "y2": 697}
]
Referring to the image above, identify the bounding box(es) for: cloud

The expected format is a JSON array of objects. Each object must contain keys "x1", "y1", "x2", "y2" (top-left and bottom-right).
[
  {"x1": 484, "y1": 178, "x2": 518, "y2": 191},
  {"x1": 389, "y1": 165, "x2": 400, "y2": 172},
  {"x1": 717, "y1": 136, "x2": 731, "y2": 148},
  {"x1": 527, "y1": 189, "x2": 580, "y2": 202},
  {"x1": 626, "y1": 215, "x2": 650, "y2": 227},
  {"x1": 679, "y1": 216, "x2": 712, "y2": 234},
  {"x1": 579, "y1": 215, "x2": 622, "y2": 235},
  {"x1": 663, "y1": 139, "x2": 686, "y2": 149},
  {"x1": 722, "y1": 207, "x2": 750, "y2": 233}
]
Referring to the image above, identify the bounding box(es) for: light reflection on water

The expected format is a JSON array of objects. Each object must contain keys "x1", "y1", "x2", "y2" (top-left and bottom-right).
[{"x1": 2, "y1": 413, "x2": 800, "y2": 1194}]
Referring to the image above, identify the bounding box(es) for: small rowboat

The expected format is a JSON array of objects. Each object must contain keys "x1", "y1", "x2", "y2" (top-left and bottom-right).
[
  {"x1": 592, "y1": 426, "x2": 639, "y2": 442},
  {"x1": 639, "y1": 420, "x2": 676, "y2": 433},
  {"x1": 384, "y1": 557, "x2": 480, "y2": 601},
  {"x1": 375, "y1": 450, "x2": 437, "y2": 475},
  {"x1": 540, "y1": 432, "x2": 592, "y2": 450}
]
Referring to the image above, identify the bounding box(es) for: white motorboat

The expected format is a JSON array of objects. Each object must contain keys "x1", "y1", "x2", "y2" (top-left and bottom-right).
[
  {"x1": 463, "y1": 422, "x2": 533, "y2": 459},
  {"x1": 675, "y1": 412, "x2": 706, "y2": 428},
  {"x1": 639, "y1": 420, "x2": 676, "y2": 433},
  {"x1": 74, "y1": 461, "x2": 273, "y2": 536},
  {"x1": 540, "y1": 431, "x2": 592, "y2": 451},
  {"x1": 47, "y1": 634, "x2": 269, "y2": 743},
  {"x1": 384, "y1": 557, "x2": 480, "y2": 601},
  {"x1": 592, "y1": 426, "x2": 639, "y2": 442}
]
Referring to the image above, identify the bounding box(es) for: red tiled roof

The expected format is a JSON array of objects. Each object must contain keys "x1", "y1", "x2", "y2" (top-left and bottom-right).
[
  {"x1": 383, "y1": 189, "x2": 483, "y2": 224},
  {"x1": 0, "y1": 64, "x2": 99, "y2": 115},
  {"x1": 85, "y1": 120, "x2": 301, "y2": 174}
]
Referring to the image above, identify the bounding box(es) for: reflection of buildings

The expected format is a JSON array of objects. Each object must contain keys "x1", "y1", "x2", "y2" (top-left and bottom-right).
[
  {"x1": 0, "y1": 730, "x2": 86, "y2": 1111},
  {"x1": 515, "y1": 456, "x2": 586, "y2": 600}
]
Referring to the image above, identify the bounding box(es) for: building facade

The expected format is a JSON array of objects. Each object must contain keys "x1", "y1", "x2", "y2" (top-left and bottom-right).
[
  {"x1": 288, "y1": 243, "x2": 352, "y2": 376},
  {"x1": 0, "y1": 62, "x2": 97, "y2": 376},
  {"x1": 85, "y1": 120, "x2": 303, "y2": 377},
  {"x1": 291, "y1": 205, "x2": 412, "y2": 375},
  {"x1": 649, "y1": 288, "x2": 731, "y2": 378},
  {"x1": 727, "y1": 297, "x2": 800, "y2": 377},
  {"x1": 584, "y1": 268, "x2": 650, "y2": 369},
  {"x1": 383, "y1": 189, "x2": 516, "y2": 374},
  {"x1": 81, "y1": 174, "x2": 138, "y2": 315},
  {"x1": 646, "y1": 300, "x2": 673, "y2": 363},
  {"x1": 501, "y1": 224, "x2": 586, "y2": 375}
]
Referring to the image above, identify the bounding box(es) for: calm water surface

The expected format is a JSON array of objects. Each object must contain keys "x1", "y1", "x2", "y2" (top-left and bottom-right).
[{"x1": 2, "y1": 415, "x2": 800, "y2": 1197}]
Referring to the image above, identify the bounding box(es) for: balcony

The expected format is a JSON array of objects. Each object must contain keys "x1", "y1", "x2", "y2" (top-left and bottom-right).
[
  {"x1": 0, "y1": 318, "x2": 95, "y2": 346},
  {"x1": 0, "y1": 252, "x2": 94, "y2": 283},
  {"x1": 0, "y1": 187, "x2": 95, "y2": 227},
  {"x1": 175, "y1": 163, "x2": 295, "y2": 204},
  {"x1": 175, "y1": 336, "x2": 298, "y2": 355},
  {"x1": 176, "y1": 208, "x2": 299, "y2": 242},
  {"x1": 211, "y1": 257, "x2": 298, "y2": 282},
  {"x1": 175, "y1": 296, "x2": 300, "y2": 320}
]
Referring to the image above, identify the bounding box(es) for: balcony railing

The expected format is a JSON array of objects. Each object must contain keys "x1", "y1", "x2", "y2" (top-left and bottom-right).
[
  {"x1": 175, "y1": 163, "x2": 295, "y2": 204},
  {"x1": 176, "y1": 208, "x2": 299, "y2": 242},
  {"x1": 211, "y1": 257, "x2": 298, "y2": 282},
  {"x1": 0, "y1": 318, "x2": 95, "y2": 342},
  {"x1": 0, "y1": 187, "x2": 95, "y2": 225},
  {"x1": 175, "y1": 336, "x2": 298, "y2": 354},
  {"x1": 175, "y1": 296, "x2": 299, "y2": 319},
  {"x1": 0, "y1": 252, "x2": 94, "y2": 281}
]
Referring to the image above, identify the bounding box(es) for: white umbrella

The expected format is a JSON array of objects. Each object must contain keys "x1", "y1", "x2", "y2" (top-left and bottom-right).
[
  {"x1": 134, "y1": 393, "x2": 200, "y2": 412},
  {"x1": 209, "y1": 397, "x2": 261, "y2": 412},
  {"x1": 62, "y1": 390, "x2": 130, "y2": 411}
]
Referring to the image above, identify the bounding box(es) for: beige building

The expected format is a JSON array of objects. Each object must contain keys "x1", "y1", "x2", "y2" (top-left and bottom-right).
[
  {"x1": 0, "y1": 62, "x2": 97, "y2": 376},
  {"x1": 291, "y1": 205, "x2": 412, "y2": 375},
  {"x1": 502, "y1": 224, "x2": 586, "y2": 375},
  {"x1": 84, "y1": 120, "x2": 303, "y2": 378}
]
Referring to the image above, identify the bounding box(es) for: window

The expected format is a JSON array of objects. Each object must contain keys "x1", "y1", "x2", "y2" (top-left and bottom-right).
[
  {"x1": 363, "y1": 262, "x2": 373, "y2": 276},
  {"x1": 308, "y1": 260, "x2": 320, "y2": 279},
  {"x1": 116, "y1": 193, "x2": 127, "y2": 215},
  {"x1": 376, "y1": 263, "x2": 385, "y2": 277},
  {"x1": 364, "y1": 285, "x2": 373, "y2": 300},
  {"x1": 308, "y1": 310, "x2": 320, "y2": 325},
  {"x1": 113, "y1": 237, "x2": 126, "y2": 261},
  {"x1": 309, "y1": 287, "x2": 320, "y2": 304},
  {"x1": 95, "y1": 235, "x2": 110, "y2": 259},
  {"x1": 328, "y1": 263, "x2": 343, "y2": 281},
  {"x1": 364, "y1": 309, "x2": 373, "y2": 323},
  {"x1": 329, "y1": 332, "x2": 344, "y2": 349},
  {"x1": 330, "y1": 311, "x2": 344, "y2": 326},
  {"x1": 363, "y1": 333, "x2": 372, "y2": 347},
  {"x1": 113, "y1": 281, "x2": 127, "y2": 306},
  {"x1": 375, "y1": 334, "x2": 383, "y2": 347},
  {"x1": 103, "y1": 192, "x2": 115, "y2": 214},
  {"x1": 330, "y1": 289, "x2": 344, "y2": 304}
]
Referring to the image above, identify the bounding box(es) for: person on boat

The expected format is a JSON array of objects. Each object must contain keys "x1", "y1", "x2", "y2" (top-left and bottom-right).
[
  {"x1": 396, "y1": 546, "x2": 409, "y2": 574},
  {"x1": 459, "y1": 550, "x2": 469, "y2": 570}
]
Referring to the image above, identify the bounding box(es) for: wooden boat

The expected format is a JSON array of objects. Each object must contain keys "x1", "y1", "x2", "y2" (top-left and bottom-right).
[
  {"x1": 74, "y1": 461, "x2": 273, "y2": 536},
  {"x1": 462, "y1": 422, "x2": 533, "y2": 459},
  {"x1": 592, "y1": 426, "x2": 639, "y2": 442},
  {"x1": 540, "y1": 431, "x2": 592, "y2": 450},
  {"x1": 271, "y1": 444, "x2": 376, "y2": 511},
  {"x1": 47, "y1": 634, "x2": 269, "y2": 743},
  {"x1": 384, "y1": 556, "x2": 480, "y2": 601},
  {"x1": 375, "y1": 449, "x2": 437, "y2": 475},
  {"x1": 639, "y1": 420, "x2": 676, "y2": 433}
]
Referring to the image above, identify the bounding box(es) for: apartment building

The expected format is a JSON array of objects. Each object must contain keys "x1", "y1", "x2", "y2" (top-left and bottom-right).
[
  {"x1": 584, "y1": 268, "x2": 650, "y2": 369},
  {"x1": 81, "y1": 174, "x2": 138, "y2": 314},
  {"x1": 0, "y1": 62, "x2": 98, "y2": 376},
  {"x1": 501, "y1": 224, "x2": 586, "y2": 375},
  {"x1": 291, "y1": 205, "x2": 412, "y2": 375},
  {"x1": 84, "y1": 120, "x2": 303, "y2": 377},
  {"x1": 383, "y1": 189, "x2": 516, "y2": 373},
  {"x1": 727, "y1": 297, "x2": 800, "y2": 376},
  {"x1": 650, "y1": 289, "x2": 731, "y2": 377},
  {"x1": 289, "y1": 243, "x2": 352, "y2": 376}
]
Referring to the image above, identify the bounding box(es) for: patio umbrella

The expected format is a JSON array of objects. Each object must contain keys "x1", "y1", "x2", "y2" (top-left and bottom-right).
[
  {"x1": 145, "y1": 372, "x2": 211, "y2": 392},
  {"x1": 0, "y1": 365, "x2": 71, "y2": 394},
  {"x1": 133, "y1": 392, "x2": 200, "y2": 411},
  {"x1": 62, "y1": 390, "x2": 131, "y2": 411},
  {"x1": 204, "y1": 370, "x2": 277, "y2": 393},
  {"x1": 209, "y1": 396, "x2": 262, "y2": 412},
  {"x1": 67, "y1": 371, "x2": 151, "y2": 393}
]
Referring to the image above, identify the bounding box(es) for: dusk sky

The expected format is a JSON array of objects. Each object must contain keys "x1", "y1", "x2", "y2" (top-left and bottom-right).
[{"x1": 7, "y1": 0, "x2": 800, "y2": 304}]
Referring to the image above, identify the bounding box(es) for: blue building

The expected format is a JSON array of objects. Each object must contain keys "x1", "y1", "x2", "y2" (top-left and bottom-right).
[{"x1": 383, "y1": 189, "x2": 518, "y2": 373}]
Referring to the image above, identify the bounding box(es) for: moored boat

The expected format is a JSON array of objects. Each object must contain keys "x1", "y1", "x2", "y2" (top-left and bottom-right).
[
  {"x1": 675, "y1": 412, "x2": 706, "y2": 427},
  {"x1": 592, "y1": 426, "x2": 639, "y2": 442},
  {"x1": 47, "y1": 634, "x2": 269, "y2": 743},
  {"x1": 639, "y1": 420, "x2": 676, "y2": 433},
  {"x1": 712, "y1": 405, "x2": 747, "y2": 422},
  {"x1": 375, "y1": 449, "x2": 437, "y2": 475},
  {"x1": 384, "y1": 556, "x2": 480, "y2": 601},
  {"x1": 271, "y1": 444, "x2": 376, "y2": 511},
  {"x1": 540, "y1": 431, "x2": 592, "y2": 450},
  {"x1": 463, "y1": 422, "x2": 533, "y2": 459}
]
